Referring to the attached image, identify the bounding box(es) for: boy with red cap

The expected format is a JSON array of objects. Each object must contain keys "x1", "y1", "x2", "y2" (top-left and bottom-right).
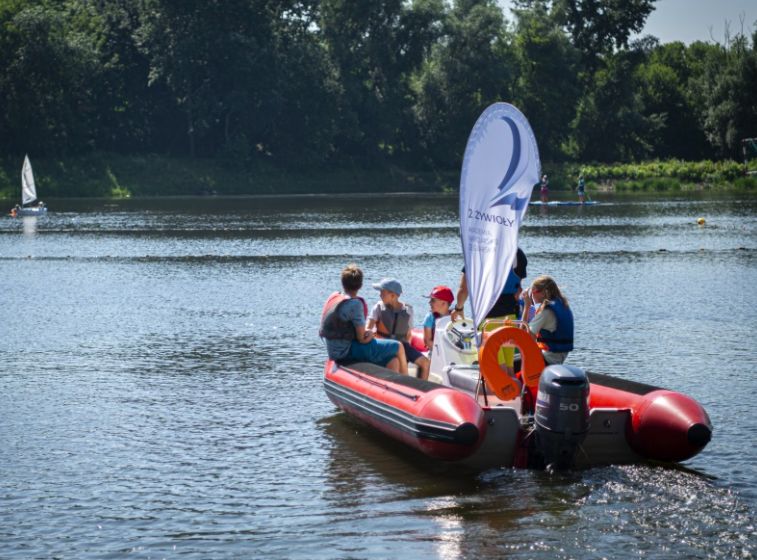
[{"x1": 422, "y1": 285, "x2": 454, "y2": 351}]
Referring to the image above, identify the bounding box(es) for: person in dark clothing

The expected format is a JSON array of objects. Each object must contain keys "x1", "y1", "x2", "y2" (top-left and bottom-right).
[{"x1": 451, "y1": 247, "x2": 528, "y2": 322}]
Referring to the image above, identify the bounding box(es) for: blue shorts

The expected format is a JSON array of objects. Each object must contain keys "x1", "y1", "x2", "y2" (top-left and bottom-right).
[{"x1": 349, "y1": 338, "x2": 400, "y2": 366}]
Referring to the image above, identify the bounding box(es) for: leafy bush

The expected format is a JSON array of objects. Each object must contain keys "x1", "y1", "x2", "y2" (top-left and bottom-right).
[
  {"x1": 563, "y1": 159, "x2": 748, "y2": 190},
  {"x1": 732, "y1": 176, "x2": 757, "y2": 191}
]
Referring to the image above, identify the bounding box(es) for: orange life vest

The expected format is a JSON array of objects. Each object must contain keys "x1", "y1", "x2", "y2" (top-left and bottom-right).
[{"x1": 319, "y1": 292, "x2": 367, "y2": 340}]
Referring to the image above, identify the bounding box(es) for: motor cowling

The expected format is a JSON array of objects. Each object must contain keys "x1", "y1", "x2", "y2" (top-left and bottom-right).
[{"x1": 534, "y1": 365, "x2": 590, "y2": 469}]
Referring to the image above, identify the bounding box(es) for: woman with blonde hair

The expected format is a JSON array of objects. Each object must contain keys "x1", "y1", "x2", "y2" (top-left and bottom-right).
[{"x1": 521, "y1": 275, "x2": 574, "y2": 365}]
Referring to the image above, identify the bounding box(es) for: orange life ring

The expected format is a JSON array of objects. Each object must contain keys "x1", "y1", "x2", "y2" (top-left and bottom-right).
[{"x1": 479, "y1": 326, "x2": 546, "y2": 400}]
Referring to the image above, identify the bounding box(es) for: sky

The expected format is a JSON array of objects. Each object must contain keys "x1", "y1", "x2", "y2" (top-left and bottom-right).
[{"x1": 498, "y1": 0, "x2": 757, "y2": 45}]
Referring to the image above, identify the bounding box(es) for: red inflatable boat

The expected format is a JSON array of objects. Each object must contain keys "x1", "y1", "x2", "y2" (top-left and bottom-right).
[{"x1": 323, "y1": 319, "x2": 712, "y2": 470}]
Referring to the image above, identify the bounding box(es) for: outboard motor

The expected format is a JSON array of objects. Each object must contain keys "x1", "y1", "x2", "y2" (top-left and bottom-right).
[{"x1": 534, "y1": 365, "x2": 590, "y2": 469}]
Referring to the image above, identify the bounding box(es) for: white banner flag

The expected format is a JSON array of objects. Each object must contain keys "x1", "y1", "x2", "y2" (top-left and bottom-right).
[{"x1": 459, "y1": 103, "x2": 540, "y2": 330}]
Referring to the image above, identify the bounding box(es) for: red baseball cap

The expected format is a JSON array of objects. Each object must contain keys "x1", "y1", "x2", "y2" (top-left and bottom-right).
[{"x1": 425, "y1": 285, "x2": 454, "y2": 303}]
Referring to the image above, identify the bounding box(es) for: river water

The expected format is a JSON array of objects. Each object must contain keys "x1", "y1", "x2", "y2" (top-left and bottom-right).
[{"x1": 1, "y1": 194, "x2": 755, "y2": 559}]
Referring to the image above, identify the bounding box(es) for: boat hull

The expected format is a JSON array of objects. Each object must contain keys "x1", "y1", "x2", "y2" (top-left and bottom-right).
[
  {"x1": 14, "y1": 206, "x2": 47, "y2": 217},
  {"x1": 587, "y1": 372, "x2": 712, "y2": 462},
  {"x1": 324, "y1": 360, "x2": 487, "y2": 461},
  {"x1": 324, "y1": 360, "x2": 712, "y2": 469}
]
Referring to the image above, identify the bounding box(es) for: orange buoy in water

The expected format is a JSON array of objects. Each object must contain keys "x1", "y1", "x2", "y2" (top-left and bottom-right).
[{"x1": 697, "y1": 217, "x2": 706, "y2": 225}]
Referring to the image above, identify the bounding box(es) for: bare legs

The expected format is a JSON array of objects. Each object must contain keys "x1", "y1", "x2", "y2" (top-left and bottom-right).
[
  {"x1": 415, "y1": 356, "x2": 430, "y2": 380},
  {"x1": 386, "y1": 342, "x2": 409, "y2": 374}
]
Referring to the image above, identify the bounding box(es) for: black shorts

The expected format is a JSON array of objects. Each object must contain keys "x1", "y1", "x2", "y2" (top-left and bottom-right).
[{"x1": 402, "y1": 340, "x2": 425, "y2": 363}]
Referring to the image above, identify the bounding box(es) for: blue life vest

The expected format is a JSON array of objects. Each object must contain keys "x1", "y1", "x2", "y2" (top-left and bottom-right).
[{"x1": 536, "y1": 299, "x2": 574, "y2": 352}]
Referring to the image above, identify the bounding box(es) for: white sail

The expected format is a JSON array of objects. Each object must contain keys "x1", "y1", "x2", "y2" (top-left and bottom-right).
[
  {"x1": 21, "y1": 155, "x2": 37, "y2": 205},
  {"x1": 459, "y1": 103, "x2": 540, "y2": 330}
]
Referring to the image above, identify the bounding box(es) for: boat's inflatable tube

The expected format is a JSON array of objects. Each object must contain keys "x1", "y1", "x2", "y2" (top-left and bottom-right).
[
  {"x1": 324, "y1": 360, "x2": 487, "y2": 461},
  {"x1": 409, "y1": 329, "x2": 427, "y2": 352},
  {"x1": 587, "y1": 372, "x2": 712, "y2": 462}
]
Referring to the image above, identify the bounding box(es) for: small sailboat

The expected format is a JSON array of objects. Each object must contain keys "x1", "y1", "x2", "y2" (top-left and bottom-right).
[{"x1": 9, "y1": 155, "x2": 47, "y2": 217}]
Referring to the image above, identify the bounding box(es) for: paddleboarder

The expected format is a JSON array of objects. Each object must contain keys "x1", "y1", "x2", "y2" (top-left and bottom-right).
[
  {"x1": 577, "y1": 174, "x2": 586, "y2": 204},
  {"x1": 540, "y1": 174, "x2": 549, "y2": 202}
]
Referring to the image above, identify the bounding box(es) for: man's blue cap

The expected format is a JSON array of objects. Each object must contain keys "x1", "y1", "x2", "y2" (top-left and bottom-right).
[{"x1": 372, "y1": 278, "x2": 402, "y2": 295}]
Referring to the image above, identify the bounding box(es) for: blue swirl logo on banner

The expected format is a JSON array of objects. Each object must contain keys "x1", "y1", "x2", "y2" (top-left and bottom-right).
[{"x1": 459, "y1": 103, "x2": 540, "y2": 330}]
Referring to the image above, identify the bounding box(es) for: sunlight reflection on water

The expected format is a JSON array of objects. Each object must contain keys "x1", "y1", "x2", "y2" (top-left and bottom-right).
[{"x1": 0, "y1": 195, "x2": 755, "y2": 559}]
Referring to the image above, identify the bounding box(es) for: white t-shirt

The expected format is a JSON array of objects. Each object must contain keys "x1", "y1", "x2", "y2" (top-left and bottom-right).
[{"x1": 528, "y1": 304, "x2": 568, "y2": 365}]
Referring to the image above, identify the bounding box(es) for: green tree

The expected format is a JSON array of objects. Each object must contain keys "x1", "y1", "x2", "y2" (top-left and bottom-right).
[
  {"x1": 412, "y1": 0, "x2": 515, "y2": 166},
  {"x1": 84, "y1": 1, "x2": 173, "y2": 154},
  {"x1": 0, "y1": 1, "x2": 102, "y2": 156},
  {"x1": 571, "y1": 48, "x2": 659, "y2": 161},
  {"x1": 139, "y1": 0, "x2": 331, "y2": 160},
  {"x1": 319, "y1": 0, "x2": 444, "y2": 164},
  {"x1": 635, "y1": 41, "x2": 709, "y2": 159},
  {"x1": 257, "y1": 3, "x2": 342, "y2": 165},
  {"x1": 554, "y1": 0, "x2": 655, "y2": 73},
  {"x1": 698, "y1": 32, "x2": 757, "y2": 158},
  {"x1": 511, "y1": 0, "x2": 580, "y2": 161}
]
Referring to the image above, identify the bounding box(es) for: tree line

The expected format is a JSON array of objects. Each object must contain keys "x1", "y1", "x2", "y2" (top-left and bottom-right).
[{"x1": 1, "y1": 0, "x2": 755, "y2": 173}]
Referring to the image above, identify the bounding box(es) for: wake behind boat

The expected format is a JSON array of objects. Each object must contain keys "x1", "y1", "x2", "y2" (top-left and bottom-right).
[
  {"x1": 9, "y1": 155, "x2": 47, "y2": 217},
  {"x1": 321, "y1": 102, "x2": 711, "y2": 470}
]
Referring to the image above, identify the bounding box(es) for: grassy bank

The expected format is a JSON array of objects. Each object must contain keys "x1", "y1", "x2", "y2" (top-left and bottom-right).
[
  {"x1": 0, "y1": 153, "x2": 458, "y2": 199},
  {"x1": 1, "y1": 154, "x2": 755, "y2": 199},
  {"x1": 544, "y1": 159, "x2": 756, "y2": 193}
]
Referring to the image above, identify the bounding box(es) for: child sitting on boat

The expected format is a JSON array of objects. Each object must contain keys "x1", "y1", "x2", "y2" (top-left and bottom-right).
[
  {"x1": 520, "y1": 275, "x2": 574, "y2": 365},
  {"x1": 367, "y1": 278, "x2": 430, "y2": 380},
  {"x1": 320, "y1": 265, "x2": 408, "y2": 373},
  {"x1": 422, "y1": 285, "x2": 454, "y2": 351}
]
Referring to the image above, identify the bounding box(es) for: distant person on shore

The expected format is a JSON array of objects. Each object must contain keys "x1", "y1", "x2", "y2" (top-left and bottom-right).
[
  {"x1": 367, "y1": 278, "x2": 427, "y2": 379},
  {"x1": 577, "y1": 174, "x2": 586, "y2": 204},
  {"x1": 422, "y1": 285, "x2": 454, "y2": 352},
  {"x1": 540, "y1": 174, "x2": 549, "y2": 203},
  {"x1": 520, "y1": 275, "x2": 574, "y2": 365},
  {"x1": 320, "y1": 265, "x2": 407, "y2": 373}
]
